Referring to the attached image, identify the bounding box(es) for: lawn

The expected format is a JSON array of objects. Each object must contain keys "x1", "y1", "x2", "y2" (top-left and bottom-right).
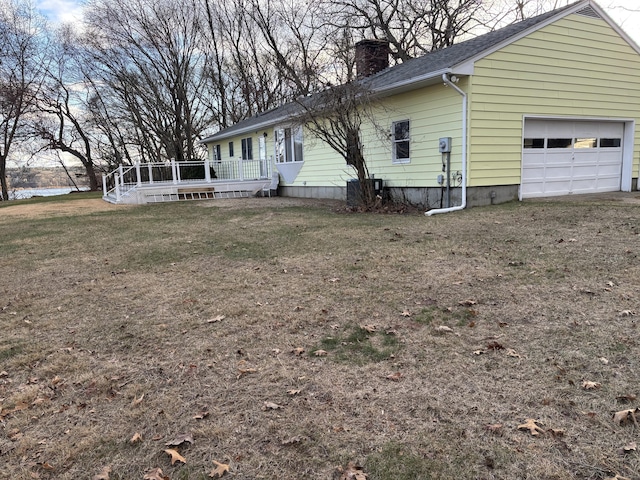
[{"x1": 0, "y1": 193, "x2": 639, "y2": 480}]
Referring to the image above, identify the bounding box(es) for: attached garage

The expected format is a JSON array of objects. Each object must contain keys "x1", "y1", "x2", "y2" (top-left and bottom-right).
[{"x1": 521, "y1": 119, "x2": 629, "y2": 199}]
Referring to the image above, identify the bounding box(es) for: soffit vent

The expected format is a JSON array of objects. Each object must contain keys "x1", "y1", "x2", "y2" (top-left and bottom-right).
[{"x1": 576, "y1": 6, "x2": 601, "y2": 19}]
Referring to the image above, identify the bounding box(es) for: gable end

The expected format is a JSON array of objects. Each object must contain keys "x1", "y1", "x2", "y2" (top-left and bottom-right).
[{"x1": 576, "y1": 6, "x2": 600, "y2": 19}]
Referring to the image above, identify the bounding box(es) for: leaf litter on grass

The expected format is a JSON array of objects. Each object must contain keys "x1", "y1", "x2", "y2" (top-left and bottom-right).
[{"x1": 1, "y1": 196, "x2": 640, "y2": 479}]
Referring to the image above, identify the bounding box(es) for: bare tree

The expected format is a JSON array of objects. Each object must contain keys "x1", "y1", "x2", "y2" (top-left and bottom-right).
[
  {"x1": 83, "y1": 0, "x2": 210, "y2": 163},
  {"x1": 322, "y1": 0, "x2": 488, "y2": 62},
  {"x1": 295, "y1": 82, "x2": 379, "y2": 207},
  {"x1": 0, "y1": 0, "x2": 48, "y2": 200},
  {"x1": 35, "y1": 26, "x2": 100, "y2": 190}
]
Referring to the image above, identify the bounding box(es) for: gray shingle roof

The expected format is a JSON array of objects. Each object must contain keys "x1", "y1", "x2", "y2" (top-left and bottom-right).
[{"x1": 202, "y1": 0, "x2": 585, "y2": 143}]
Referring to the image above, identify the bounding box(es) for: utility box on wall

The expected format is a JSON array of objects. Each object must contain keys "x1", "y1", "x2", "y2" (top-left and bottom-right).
[{"x1": 439, "y1": 137, "x2": 452, "y2": 153}]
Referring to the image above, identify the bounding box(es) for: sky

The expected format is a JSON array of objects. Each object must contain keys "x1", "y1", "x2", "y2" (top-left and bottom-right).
[{"x1": 35, "y1": 0, "x2": 640, "y2": 46}]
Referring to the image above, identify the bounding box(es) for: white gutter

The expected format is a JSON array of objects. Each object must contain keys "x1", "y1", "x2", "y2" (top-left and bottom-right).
[{"x1": 426, "y1": 73, "x2": 468, "y2": 216}]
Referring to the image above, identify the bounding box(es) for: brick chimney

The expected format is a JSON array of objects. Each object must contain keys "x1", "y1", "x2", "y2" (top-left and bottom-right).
[{"x1": 355, "y1": 39, "x2": 390, "y2": 79}]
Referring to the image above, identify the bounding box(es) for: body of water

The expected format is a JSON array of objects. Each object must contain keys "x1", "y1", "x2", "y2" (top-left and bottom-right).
[{"x1": 9, "y1": 187, "x2": 86, "y2": 200}]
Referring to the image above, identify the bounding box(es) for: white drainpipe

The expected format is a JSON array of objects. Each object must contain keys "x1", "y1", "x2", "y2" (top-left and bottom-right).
[{"x1": 426, "y1": 73, "x2": 468, "y2": 216}]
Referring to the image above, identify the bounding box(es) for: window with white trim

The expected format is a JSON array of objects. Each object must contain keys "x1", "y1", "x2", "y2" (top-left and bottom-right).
[
  {"x1": 274, "y1": 126, "x2": 303, "y2": 163},
  {"x1": 228, "y1": 141, "x2": 234, "y2": 158},
  {"x1": 241, "y1": 137, "x2": 253, "y2": 160},
  {"x1": 392, "y1": 120, "x2": 410, "y2": 163}
]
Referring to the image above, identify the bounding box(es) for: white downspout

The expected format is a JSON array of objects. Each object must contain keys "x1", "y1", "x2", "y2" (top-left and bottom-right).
[{"x1": 426, "y1": 73, "x2": 468, "y2": 216}]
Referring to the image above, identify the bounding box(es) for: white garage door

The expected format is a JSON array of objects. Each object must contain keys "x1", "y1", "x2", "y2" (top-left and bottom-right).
[{"x1": 521, "y1": 120, "x2": 623, "y2": 198}]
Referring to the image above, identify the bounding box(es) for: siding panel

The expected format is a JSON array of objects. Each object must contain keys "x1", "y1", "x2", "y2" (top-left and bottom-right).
[{"x1": 469, "y1": 13, "x2": 640, "y2": 186}]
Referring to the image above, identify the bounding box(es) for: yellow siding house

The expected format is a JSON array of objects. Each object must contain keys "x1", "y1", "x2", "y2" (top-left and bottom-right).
[{"x1": 202, "y1": 0, "x2": 640, "y2": 211}]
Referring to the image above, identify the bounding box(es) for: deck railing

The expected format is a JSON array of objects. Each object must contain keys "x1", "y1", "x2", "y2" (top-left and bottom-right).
[{"x1": 103, "y1": 158, "x2": 272, "y2": 201}]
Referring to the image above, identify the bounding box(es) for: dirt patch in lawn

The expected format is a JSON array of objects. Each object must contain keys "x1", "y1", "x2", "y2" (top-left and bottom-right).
[{"x1": 1, "y1": 196, "x2": 639, "y2": 480}]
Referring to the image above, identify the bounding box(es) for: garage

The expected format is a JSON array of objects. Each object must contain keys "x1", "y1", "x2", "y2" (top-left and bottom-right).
[{"x1": 521, "y1": 119, "x2": 624, "y2": 198}]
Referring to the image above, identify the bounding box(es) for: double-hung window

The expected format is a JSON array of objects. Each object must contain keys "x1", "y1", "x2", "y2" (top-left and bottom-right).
[
  {"x1": 274, "y1": 127, "x2": 303, "y2": 163},
  {"x1": 228, "y1": 141, "x2": 234, "y2": 158},
  {"x1": 392, "y1": 120, "x2": 410, "y2": 164},
  {"x1": 241, "y1": 137, "x2": 253, "y2": 160}
]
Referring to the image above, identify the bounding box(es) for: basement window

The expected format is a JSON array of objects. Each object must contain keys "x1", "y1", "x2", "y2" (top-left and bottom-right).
[{"x1": 392, "y1": 120, "x2": 410, "y2": 164}]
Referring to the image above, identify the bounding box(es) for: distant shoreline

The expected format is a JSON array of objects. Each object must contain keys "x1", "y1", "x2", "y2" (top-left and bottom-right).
[{"x1": 9, "y1": 187, "x2": 89, "y2": 200}]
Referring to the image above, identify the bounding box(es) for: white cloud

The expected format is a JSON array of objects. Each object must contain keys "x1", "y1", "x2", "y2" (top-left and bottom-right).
[{"x1": 37, "y1": 0, "x2": 84, "y2": 26}]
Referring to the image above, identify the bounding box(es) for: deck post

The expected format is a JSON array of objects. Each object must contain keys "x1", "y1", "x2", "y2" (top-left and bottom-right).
[
  {"x1": 115, "y1": 174, "x2": 121, "y2": 202},
  {"x1": 238, "y1": 158, "x2": 244, "y2": 181},
  {"x1": 204, "y1": 159, "x2": 211, "y2": 183},
  {"x1": 171, "y1": 158, "x2": 177, "y2": 185},
  {"x1": 102, "y1": 174, "x2": 107, "y2": 195},
  {"x1": 135, "y1": 162, "x2": 141, "y2": 186},
  {"x1": 148, "y1": 163, "x2": 154, "y2": 184}
]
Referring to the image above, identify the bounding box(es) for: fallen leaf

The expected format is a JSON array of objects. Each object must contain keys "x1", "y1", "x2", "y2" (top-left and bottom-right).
[
  {"x1": 400, "y1": 310, "x2": 411, "y2": 317},
  {"x1": 291, "y1": 347, "x2": 305, "y2": 356},
  {"x1": 386, "y1": 372, "x2": 402, "y2": 382},
  {"x1": 237, "y1": 367, "x2": 258, "y2": 378},
  {"x1": 164, "y1": 448, "x2": 186, "y2": 465},
  {"x1": 207, "y1": 315, "x2": 225, "y2": 323},
  {"x1": 328, "y1": 278, "x2": 340, "y2": 283},
  {"x1": 506, "y1": 348, "x2": 521, "y2": 358},
  {"x1": 130, "y1": 432, "x2": 143, "y2": 444},
  {"x1": 0, "y1": 371, "x2": 8, "y2": 377},
  {"x1": 38, "y1": 462, "x2": 55, "y2": 471},
  {"x1": 92, "y1": 466, "x2": 111, "y2": 480},
  {"x1": 143, "y1": 468, "x2": 169, "y2": 480},
  {"x1": 337, "y1": 461, "x2": 368, "y2": 480},
  {"x1": 360, "y1": 324, "x2": 377, "y2": 333},
  {"x1": 486, "y1": 341, "x2": 504, "y2": 350},
  {"x1": 263, "y1": 401, "x2": 283, "y2": 410},
  {"x1": 582, "y1": 381, "x2": 601, "y2": 390},
  {"x1": 209, "y1": 460, "x2": 230, "y2": 478},
  {"x1": 271, "y1": 348, "x2": 281, "y2": 355},
  {"x1": 619, "y1": 310, "x2": 636, "y2": 317},
  {"x1": 313, "y1": 350, "x2": 328, "y2": 356},
  {"x1": 616, "y1": 394, "x2": 637, "y2": 403},
  {"x1": 287, "y1": 389, "x2": 301, "y2": 396},
  {"x1": 599, "y1": 357, "x2": 609, "y2": 365},
  {"x1": 613, "y1": 408, "x2": 640, "y2": 426},
  {"x1": 435, "y1": 325, "x2": 453, "y2": 333},
  {"x1": 193, "y1": 410, "x2": 209, "y2": 420},
  {"x1": 459, "y1": 299, "x2": 477, "y2": 306},
  {"x1": 621, "y1": 441, "x2": 637, "y2": 454},
  {"x1": 518, "y1": 418, "x2": 544, "y2": 436},
  {"x1": 281, "y1": 435, "x2": 303, "y2": 445},
  {"x1": 548, "y1": 428, "x2": 565, "y2": 437},
  {"x1": 131, "y1": 393, "x2": 144, "y2": 406},
  {"x1": 165, "y1": 433, "x2": 194, "y2": 446},
  {"x1": 473, "y1": 350, "x2": 484, "y2": 355},
  {"x1": 605, "y1": 475, "x2": 631, "y2": 480}
]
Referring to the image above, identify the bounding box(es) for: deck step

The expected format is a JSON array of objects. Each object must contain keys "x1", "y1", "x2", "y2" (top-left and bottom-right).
[{"x1": 145, "y1": 190, "x2": 252, "y2": 203}]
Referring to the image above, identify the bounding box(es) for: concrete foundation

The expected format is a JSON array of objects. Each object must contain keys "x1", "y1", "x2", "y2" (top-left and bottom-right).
[
  {"x1": 279, "y1": 184, "x2": 519, "y2": 209},
  {"x1": 279, "y1": 180, "x2": 637, "y2": 209}
]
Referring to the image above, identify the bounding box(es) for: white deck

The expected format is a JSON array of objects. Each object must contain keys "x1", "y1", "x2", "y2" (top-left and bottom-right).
[{"x1": 102, "y1": 159, "x2": 277, "y2": 204}]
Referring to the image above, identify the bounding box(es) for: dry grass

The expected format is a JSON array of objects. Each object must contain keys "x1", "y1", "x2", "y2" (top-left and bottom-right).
[{"x1": 1, "y1": 193, "x2": 640, "y2": 480}]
